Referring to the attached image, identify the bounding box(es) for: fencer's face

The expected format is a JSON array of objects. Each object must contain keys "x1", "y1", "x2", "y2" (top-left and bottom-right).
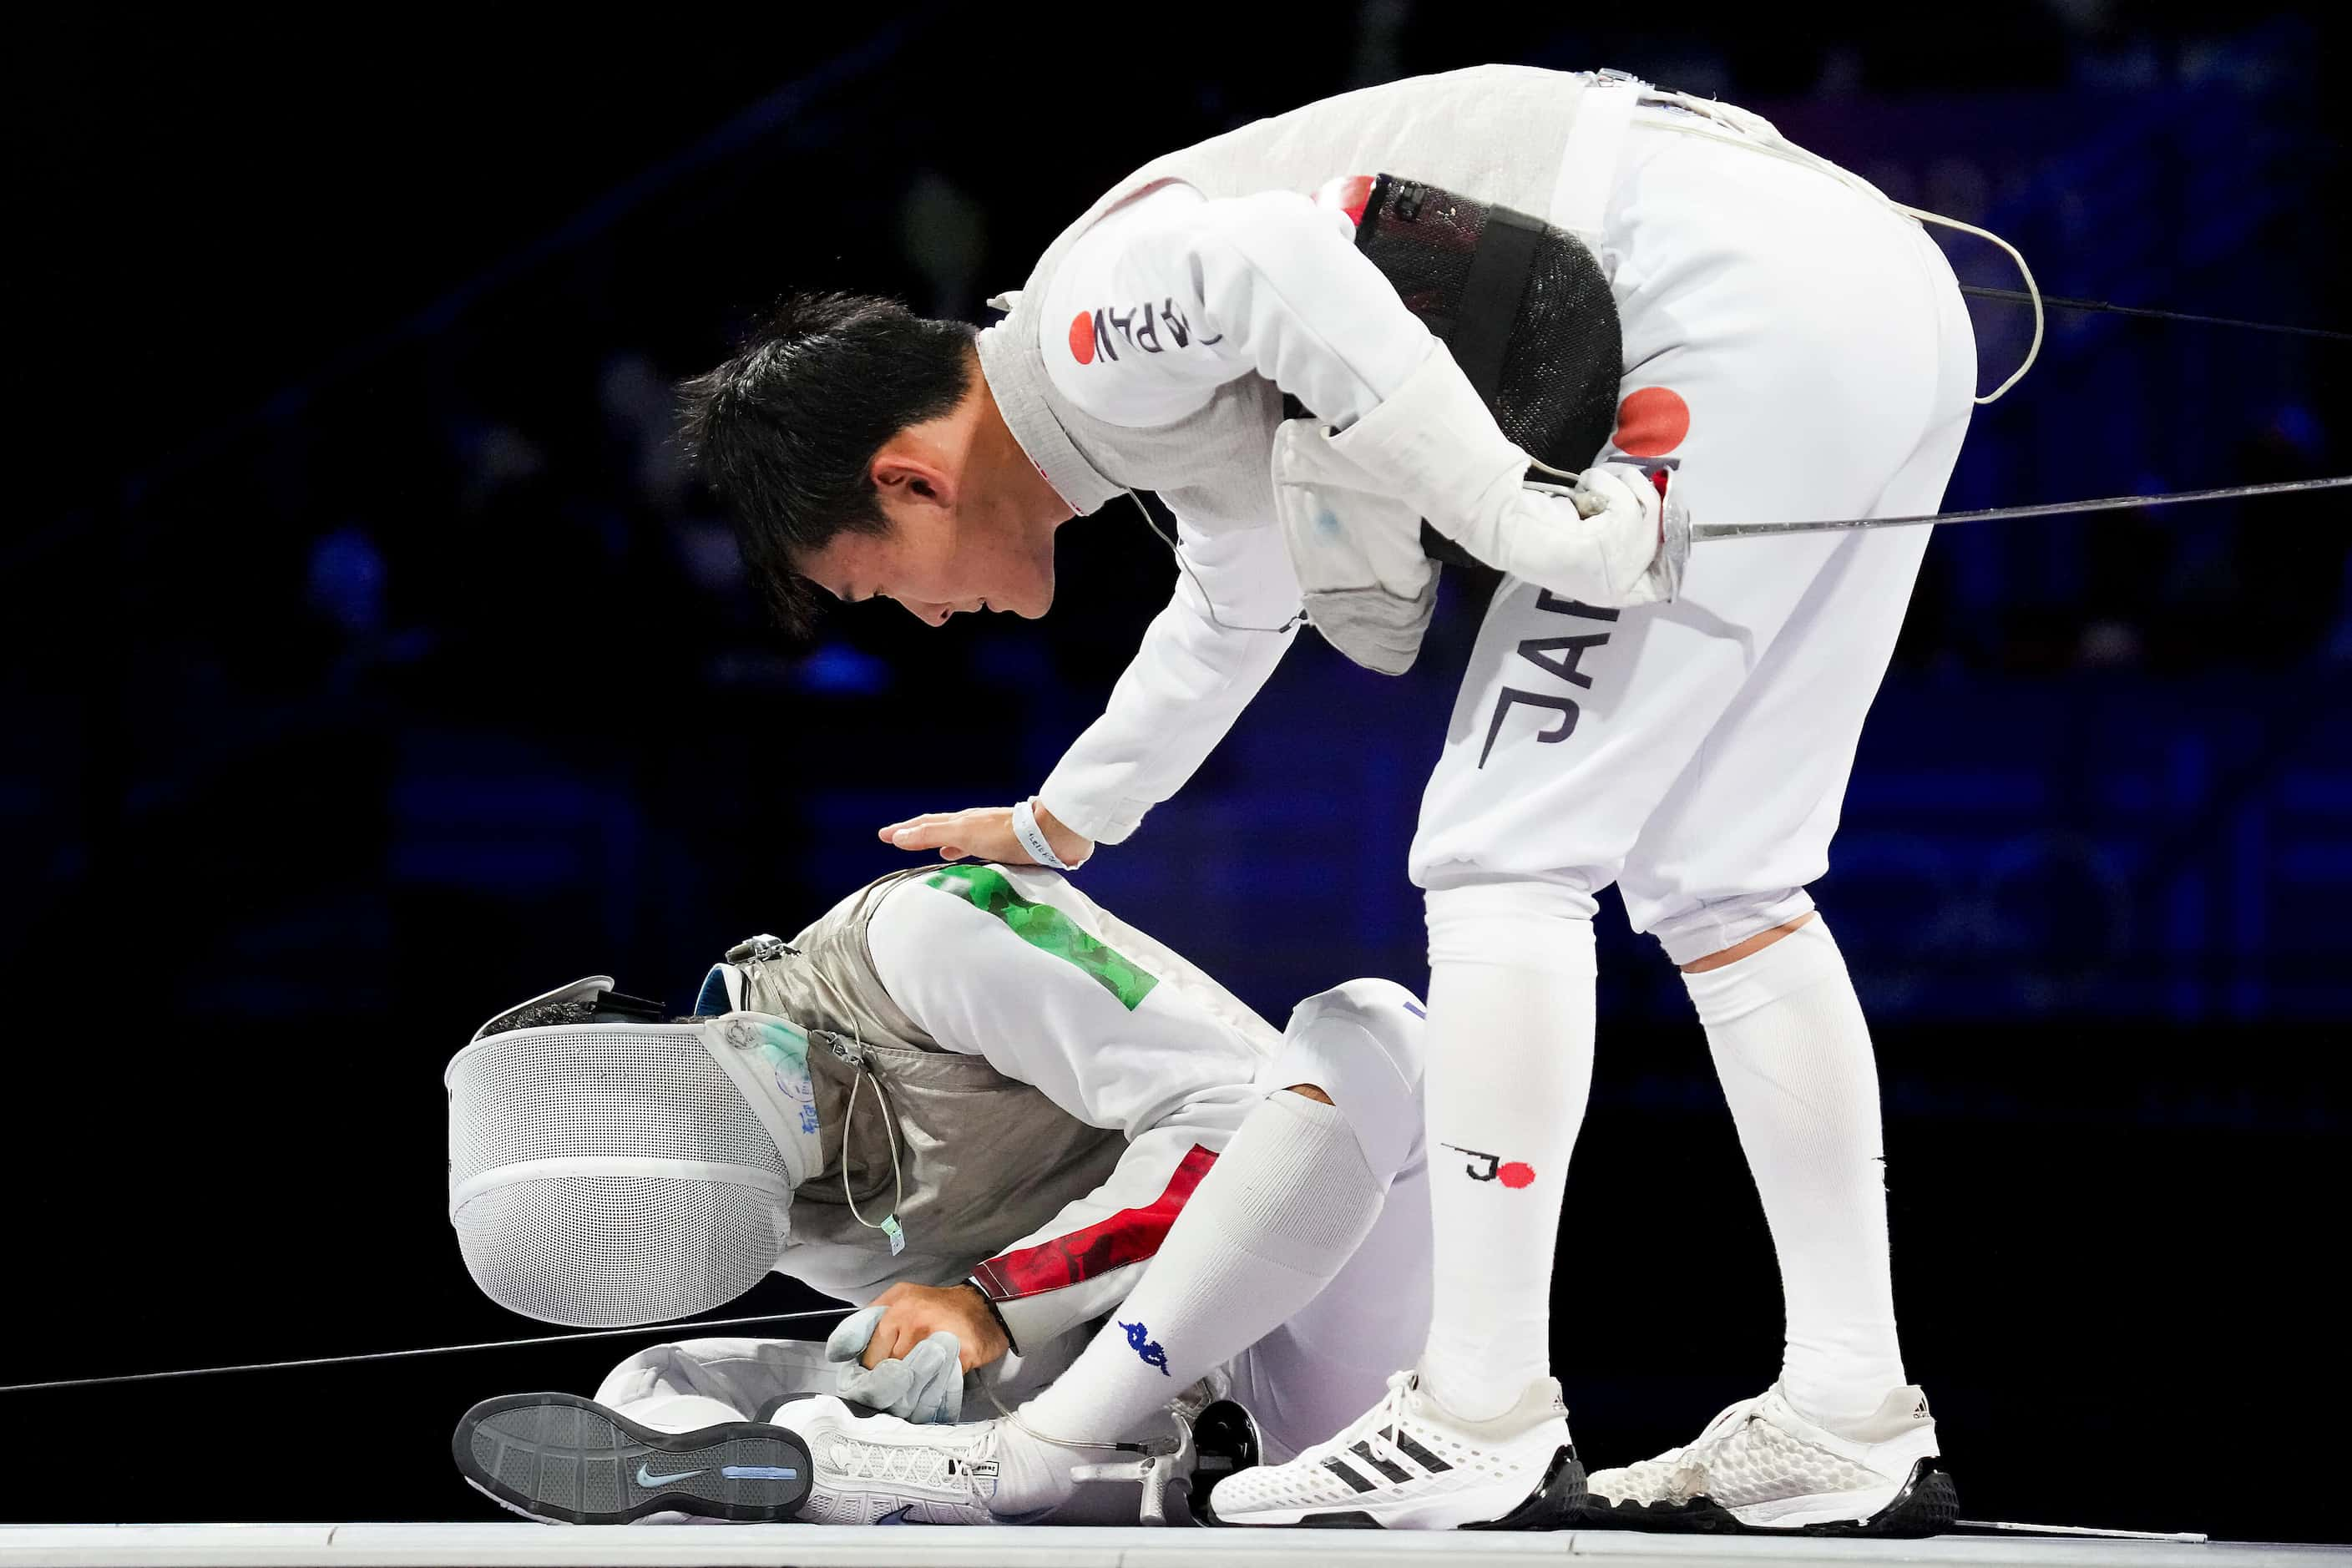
[
  {"x1": 801, "y1": 503, "x2": 1056, "y2": 625},
  {"x1": 801, "y1": 452, "x2": 1063, "y2": 626}
]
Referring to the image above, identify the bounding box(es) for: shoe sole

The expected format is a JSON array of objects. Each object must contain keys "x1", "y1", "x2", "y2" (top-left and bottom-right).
[
  {"x1": 1581, "y1": 1457, "x2": 1960, "y2": 1539},
  {"x1": 453, "y1": 1392, "x2": 815, "y2": 1525},
  {"x1": 1205, "y1": 1444, "x2": 1586, "y2": 1530}
]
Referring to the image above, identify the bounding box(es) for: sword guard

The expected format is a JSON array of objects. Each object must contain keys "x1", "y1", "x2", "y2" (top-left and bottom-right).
[
  {"x1": 1069, "y1": 1416, "x2": 1194, "y2": 1526},
  {"x1": 1065, "y1": 1397, "x2": 1265, "y2": 1525}
]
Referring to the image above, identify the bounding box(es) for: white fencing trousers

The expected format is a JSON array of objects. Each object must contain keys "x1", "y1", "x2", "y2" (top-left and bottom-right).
[{"x1": 1410, "y1": 107, "x2": 1977, "y2": 952}]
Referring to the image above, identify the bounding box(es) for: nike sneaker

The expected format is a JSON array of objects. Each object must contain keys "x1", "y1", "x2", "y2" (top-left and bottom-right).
[
  {"x1": 772, "y1": 1393, "x2": 1052, "y2": 1524},
  {"x1": 1204, "y1": 1370, "x2": 1585, "y2": 1530},
  {"x1": 453, "y1": 1391, "x2": 814, "y2": 1525},
  {"x1": 457, "y1": 1389, "x2": 1065, "y2": 1525},
  {"x1": 1583, "y1": 1383, "x2": 1957, "y2": 1536}
]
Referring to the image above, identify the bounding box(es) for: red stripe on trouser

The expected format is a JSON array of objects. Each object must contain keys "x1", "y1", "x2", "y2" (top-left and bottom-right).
[{"x1": 970, "y1": 1145, "x2": 1217, "y2": 1301}]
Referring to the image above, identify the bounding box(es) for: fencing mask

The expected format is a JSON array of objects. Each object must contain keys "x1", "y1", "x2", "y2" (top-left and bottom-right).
[
  {"x1": 1276, "y1": 174, "x2": 1626, "y2": 673},
  {"x1": 445, "y1": 974, "x2": 820, "y2": 1328}
]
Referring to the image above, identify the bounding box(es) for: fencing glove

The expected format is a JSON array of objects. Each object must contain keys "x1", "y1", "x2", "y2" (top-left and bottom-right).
[
  {"x1": 1328, "y1": 341, "x2": 1686, "y2": 608},
  {"x1": 825, "y1": 1306, "x2": 965, "y2": 1424}
]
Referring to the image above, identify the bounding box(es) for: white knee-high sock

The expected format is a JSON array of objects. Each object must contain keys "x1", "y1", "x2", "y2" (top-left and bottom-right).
[
  {"x1": 1418, "y1": 896, "x2": 1596, "y2": 1422},
  {"x1": 1009, "y1": 1091, "x2": 1386, "y2": 1461},
  {"x1": 1682, "y1": 916, "x2": 1905, "y2": 1430}
]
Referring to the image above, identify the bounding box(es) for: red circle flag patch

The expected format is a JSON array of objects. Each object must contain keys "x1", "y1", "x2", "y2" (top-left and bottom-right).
[
  {"x1": 1498, "y1": 1161, "x2": 1536, "y2": 1189},
  {"x1": 1067, "y1": 312, "x2": 1096, "y2": 366},
  {"x1": 1613, "y1": 387, "x2": 1690, "y2": 458}
]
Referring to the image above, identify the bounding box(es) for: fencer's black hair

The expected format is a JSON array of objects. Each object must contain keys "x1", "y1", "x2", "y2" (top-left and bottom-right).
[{"x1": 678, "y1": 291, "x2": 979, "y2": 633}]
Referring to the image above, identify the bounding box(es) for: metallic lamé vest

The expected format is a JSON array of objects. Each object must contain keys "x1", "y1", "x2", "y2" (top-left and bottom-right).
[
  {"x1": 738, "y1": 869, "x2": 1128, "y2": 1304},
  {"x1": 741, "y1": 869, "x2": 1282, "y2": 1307}
]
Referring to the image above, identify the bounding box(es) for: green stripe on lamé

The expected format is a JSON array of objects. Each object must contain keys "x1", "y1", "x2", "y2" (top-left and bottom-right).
[{"x1": 923, "y1": 865, "x2": 1160, "y2": 1010}]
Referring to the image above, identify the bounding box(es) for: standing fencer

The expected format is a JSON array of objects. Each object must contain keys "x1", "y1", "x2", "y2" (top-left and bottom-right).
[
  {"x1": 680, "y1": 64, "x2": 1983, "y2": 1533},
  {"x1": 448, "y1": 863, "x2": 1432, "y2": 1524}
]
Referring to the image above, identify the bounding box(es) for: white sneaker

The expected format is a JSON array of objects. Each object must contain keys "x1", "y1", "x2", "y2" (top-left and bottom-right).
[
  {"x1": 1585, "y1": 1383, "x2": 1957, "y2": 1536},
  {"x1": 775, "y1": 1396, "x2": 1058, "y2": 1525},
  {"x1": 1206, "y1": 1371, "x2": 1585, "y2": 1530}
]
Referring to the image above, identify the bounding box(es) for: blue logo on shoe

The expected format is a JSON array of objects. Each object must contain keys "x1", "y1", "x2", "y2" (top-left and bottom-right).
[
  {"x1": 1119, "y1": 1319, "x2": 1171, "y2": 1376},
  {"x1": 635, "y1": 1464, "x2": 704, "y2": 1486}
]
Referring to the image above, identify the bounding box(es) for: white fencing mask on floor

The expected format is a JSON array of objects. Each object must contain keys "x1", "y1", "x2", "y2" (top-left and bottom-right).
[{"x1": 445, "y1": 974, "x2": 822, "y2": 1328}]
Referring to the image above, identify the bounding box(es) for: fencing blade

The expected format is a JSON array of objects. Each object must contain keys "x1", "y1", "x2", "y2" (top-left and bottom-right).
[
  {"x1": 1958, "y1": 1518, "x2": 2210, "y2": 1544},
  {"x1": 0, "y1": 1304, "x2": 857, "y2": 1396},
  {"x1": 1693, "y1": 474, "x2": 2351, "y2": 542}
]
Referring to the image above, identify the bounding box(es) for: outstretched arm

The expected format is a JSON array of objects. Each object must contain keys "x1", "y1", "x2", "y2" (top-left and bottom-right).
[
  {"x1": 879, "y1": 181, "x2": 1440, "y2": 861},
  {"x1": 877, "y1": 509, "x2": 1301, "y2": 861}
]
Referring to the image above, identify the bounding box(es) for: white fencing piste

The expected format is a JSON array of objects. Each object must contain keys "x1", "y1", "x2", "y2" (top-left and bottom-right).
[{"x1": 0, "y1": 1526, "x2": 2324, "y2": 1568}]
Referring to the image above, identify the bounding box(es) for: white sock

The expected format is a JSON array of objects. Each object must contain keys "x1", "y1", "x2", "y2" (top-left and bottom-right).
[
  {"x1": 1006, "y1": 1090, "x2": 1387, "y2": 1491},
  {"x1": 1682, "y1": 916, "x2": 1906, "y2": 1430},
  {"x1": 1418, "y1": 893, "x2": 1596, "y2": 1422}
]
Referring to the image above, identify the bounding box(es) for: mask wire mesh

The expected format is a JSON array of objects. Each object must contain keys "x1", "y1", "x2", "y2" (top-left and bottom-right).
[{"x1": 446, "y1": 1024, "x2": 792, "y2": 1327}]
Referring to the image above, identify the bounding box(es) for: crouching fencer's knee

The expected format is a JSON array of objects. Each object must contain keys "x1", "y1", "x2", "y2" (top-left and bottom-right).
[
  {"x1": 1644, "y1": 888, "x2": 1817, "y2": 970},
  {"x1": 594, "y1": 1338, "x2": 834, "y2": 1429},
  {"x1": 1261, "y1": 978, "x2": 1426, "y2": 1181}
]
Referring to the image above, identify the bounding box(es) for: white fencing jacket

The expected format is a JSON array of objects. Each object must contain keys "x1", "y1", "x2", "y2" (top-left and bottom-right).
[{"x1": 972, "y1": 65, "x2": 1627, "y2": 843}]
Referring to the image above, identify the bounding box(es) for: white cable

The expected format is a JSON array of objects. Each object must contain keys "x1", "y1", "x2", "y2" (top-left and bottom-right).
[
  {"x1": 1126, "y1": 489, "x2": 1308, "y2": 635},
  {"x1": 737, "y1": 944, "x2": 909, "y2": 1254},
  {"x1": 1899, "y1": 205, "x2": 2043, "y2": 402},
  {"x1": 837, "y1": 1044, "x2": 906, "y2": 1255},
  {"x1": 983, "y1": 1381, "x2": 1178, "y2": 1456}
]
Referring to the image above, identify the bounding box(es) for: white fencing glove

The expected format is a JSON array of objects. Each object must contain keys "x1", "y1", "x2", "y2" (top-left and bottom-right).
[
  {"x1": 824, "y1": 1305, "x2": 965, "y2": 1424},
  {"x1": 1328, "y1": 341, "x2": 1687, "y2": 608},
  {"x1": 1535, "y1": 461, "x2": 1690, "y2": 606}
]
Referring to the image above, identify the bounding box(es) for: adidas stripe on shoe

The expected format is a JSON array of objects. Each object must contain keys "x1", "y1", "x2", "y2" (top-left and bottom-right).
[{"x1": 1206, "y1": 1371, "x2": 1586, "y2": 1530}]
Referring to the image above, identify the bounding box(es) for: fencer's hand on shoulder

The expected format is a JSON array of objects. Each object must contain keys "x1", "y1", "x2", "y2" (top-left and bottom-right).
[
  {"x1": 878, "y1": 807, "x2": 1017, "y2": 862},
  {"x1": 862, "y1": 1281, "x2": 1010, "y2": 1374},
  {"x1": 877, "y1": 804, "x2": 1093, "y2": 868}
]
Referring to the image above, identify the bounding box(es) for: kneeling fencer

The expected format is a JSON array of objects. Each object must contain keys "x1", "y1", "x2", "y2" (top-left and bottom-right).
[
  {"x1": 680, "y1": 63, "x2": 1981, "y2": 1532},
  {"x1": 446, "y1": 864, "x2": 1445, "y2": 1525}
]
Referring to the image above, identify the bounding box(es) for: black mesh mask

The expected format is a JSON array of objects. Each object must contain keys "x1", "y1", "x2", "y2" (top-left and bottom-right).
[{"x1": 1351, "y1": 175, "x2": 1624, "y2": 568}]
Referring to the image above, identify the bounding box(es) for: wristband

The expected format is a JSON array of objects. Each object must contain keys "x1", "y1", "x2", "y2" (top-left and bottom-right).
[
  {"x1": 1010, "y1": 797, "x2": 1076, "y2": 871},
  {"x1": 963, "y1": 1277, "x2": 1019, "y2": 1354}
]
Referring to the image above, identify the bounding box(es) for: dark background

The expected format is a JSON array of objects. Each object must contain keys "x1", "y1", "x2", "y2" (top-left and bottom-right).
[{"x1": 3, "y1": 2, "x2": 2345, "y2": 1544}]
